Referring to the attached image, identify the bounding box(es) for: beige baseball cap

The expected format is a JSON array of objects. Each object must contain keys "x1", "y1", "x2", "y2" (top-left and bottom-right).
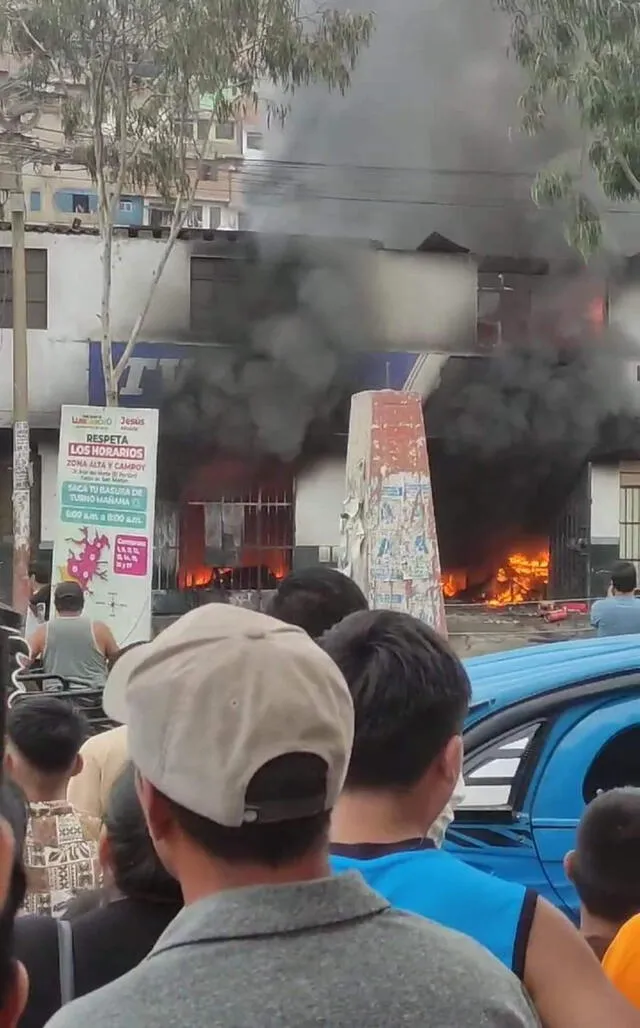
[{"x1": 102, "y1": 604, "x2": 354, "y2": 827}]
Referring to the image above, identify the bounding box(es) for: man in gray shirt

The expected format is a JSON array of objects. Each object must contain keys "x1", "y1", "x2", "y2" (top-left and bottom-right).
[
  {"x1": 591, "y1": 561, "x2": 640, "y2": 637},
  {"x1": 48, "y1": 605, "x2": 539, "y2": 1028}
]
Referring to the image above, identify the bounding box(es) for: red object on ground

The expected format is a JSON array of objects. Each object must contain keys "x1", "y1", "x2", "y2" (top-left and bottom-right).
[{"x1": 544, "y1": 608, "x2": 569, "y2": 623}]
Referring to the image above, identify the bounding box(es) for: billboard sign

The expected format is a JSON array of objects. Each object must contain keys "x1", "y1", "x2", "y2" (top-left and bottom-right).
[{"x1": 51, "y1": 405, "x2": 159, "y2": 645}]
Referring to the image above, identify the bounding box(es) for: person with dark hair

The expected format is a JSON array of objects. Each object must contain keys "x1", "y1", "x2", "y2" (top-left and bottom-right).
[
  {"x1": 67, "y1": 642, "x2": 149, "y2": 819},
  {"x1": 266, "y1": 565, "x2": 368, "y2": 639},
  {"x1": 25, "y1": 560, "x2": 52, "y2": 639},
  {"x1": 6, "y1": 697, "x2": 100, "y2": 917},
  {"x1": 324, "y1": 609, "x2": 640, "y2": 1028},
  {"x1": 27, "y1": 582, "x2": 119, "y2": 690},
  {"x1": 564, "y1": 788, "x2": 640, "y2": 960},
  {"x1": 47, "y1": 605, "x2": 539, "y2": 1028},
  {"x1": 591, "y1": 561, "x2": 640, "y2": 637},
  {"x1": 0, "y1": 781, "x2": 29, "y2": 1027},
  {"x1": 13, "y1": 762, "x2": 183, "y2": 1028},
  {"x1": 599, "y1": 793, "x2": 640, "y2": 1010},
  {"x1": 268, "y1": 566, "x2": 464, "y2": 844},
  {"x1": 0, "y1": 635, "x2": 29, "y2": 1027}
]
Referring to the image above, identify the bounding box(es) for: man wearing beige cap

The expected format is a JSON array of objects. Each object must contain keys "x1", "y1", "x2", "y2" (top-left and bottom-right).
[{"x1": 48, "y1": 604, "x2": 538, "y2": 1028}]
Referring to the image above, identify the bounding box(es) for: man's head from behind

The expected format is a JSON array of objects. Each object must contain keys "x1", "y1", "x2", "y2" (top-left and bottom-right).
[
  {"x1": 6, "y1": 697, "x2": 87, "y2": 801},
  {"x1": 102, "y1": 605, "x2": 354, "y2": 901},
  {"x1": 320, "y1": 610, "x2": 471, "y2": 832},
  {"x1": 28, "y1": 560, "x2": 50, "y2": 593},
  {"x1": 267, "y1": 566, "x2": 368, "y2": 639},
  {"x1": 611, "y1": 561, "x2": 637, "y2": 596},
  {"x1": 53, "y1": 580, "x2": 84, "y2": 615},
  {"x1": 565, "y1": 788, "x2": 640, "y2": 935}
]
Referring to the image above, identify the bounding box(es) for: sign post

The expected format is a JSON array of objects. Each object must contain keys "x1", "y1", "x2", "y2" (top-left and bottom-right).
[{"x1": 51, "y1": 405, "x2": 159, "y2": 645}]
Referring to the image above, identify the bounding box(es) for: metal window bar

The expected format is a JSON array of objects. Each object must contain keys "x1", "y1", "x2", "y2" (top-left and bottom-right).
[
  {"x1": 152, "y1": 501, "x2": 180, "y2": 591},
  {"x1": 152, "y1": 487, "x2": 294, "y2": 594},
  {"x1": 619, "y1": 485, "x2": 640, "y2": 577},
  {"x1": 205, "y1": 485, "x2": 294, "y2": 593}
]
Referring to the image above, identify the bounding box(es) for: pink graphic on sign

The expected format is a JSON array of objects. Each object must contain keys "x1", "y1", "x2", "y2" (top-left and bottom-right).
[
  {"x1": 64, "y1": 527, "x2": 110, "y2": 593},
  {"x1": 114, "y1": 535, "x2": 148, "y2": 577}
]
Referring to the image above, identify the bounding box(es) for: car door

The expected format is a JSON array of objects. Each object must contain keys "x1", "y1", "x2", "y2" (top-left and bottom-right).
[
  {"x1": 446, "y1": 721, "x2": 550, "y2": 897},
  {"x1": 529, "y1": 694, "x2": 640, "y2": 915}
]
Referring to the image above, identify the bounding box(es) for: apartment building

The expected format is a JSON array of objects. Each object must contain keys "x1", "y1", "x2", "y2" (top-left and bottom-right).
[
  {"x1": 21, "y1": 114, "x2": 264, "y2": 230},
  {"x1": 0, "y1": 53, "x2": 265, "y2": 230}
]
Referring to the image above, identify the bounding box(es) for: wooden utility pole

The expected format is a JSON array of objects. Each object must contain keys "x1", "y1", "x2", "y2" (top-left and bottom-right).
[{"x1": 7, "y1": 168, "x2": 30, "y2": 616}]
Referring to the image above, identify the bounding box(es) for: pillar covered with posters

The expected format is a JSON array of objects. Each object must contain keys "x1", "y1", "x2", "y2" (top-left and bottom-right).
[{"x1": 340, "y1": 389, "x2": 446, "y2": 634}]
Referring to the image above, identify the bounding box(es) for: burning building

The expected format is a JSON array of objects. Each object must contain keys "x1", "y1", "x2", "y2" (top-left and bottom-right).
[
  {"x1": 150, "y1": 231, "x2": 479, "y2": 614},
  {"x1": 425, "y1": 252, "x2": 640, "y2": 609},
  {"x1": 141, "y1": 228, "x2": 640, "y2": 618}
]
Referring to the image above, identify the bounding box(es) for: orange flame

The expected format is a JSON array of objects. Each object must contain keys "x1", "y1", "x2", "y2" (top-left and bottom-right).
[
  {"x1": 487, "y1": 550, "x2": 549, "y2": 606},
  {"x1": 178, "y1": 563, "x2": 288, "y2": 590},
  {"x1": 441, "y1": 550, "x2": 549, "y2": 605},
  {"x1": 442, "y1": 571, "x2": 467, "y2": 598},
  {"x1": 587, "y1": 295, "x2": 606, "y2": 329},
  {"x1": 180, "y1": 566, "x2": 214, "y2": 588}
]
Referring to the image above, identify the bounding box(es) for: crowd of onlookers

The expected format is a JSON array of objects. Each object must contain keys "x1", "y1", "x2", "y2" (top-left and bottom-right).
[{"x1": 0, "y1": 566, "x2": 638, "y2": 1025}]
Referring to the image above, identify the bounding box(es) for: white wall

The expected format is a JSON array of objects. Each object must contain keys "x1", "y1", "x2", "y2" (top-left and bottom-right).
[
  {"x1": 295, "y1": 457, "x2": 346, "y2": 549},
  {"x1": 0, "y1": 334, "x2": 87, "y2": 429},
  {"x1": 38, "y1": 440, "x2": 59, "y2": 546},
  {"x1": 20, "y1": 232, "x2": 192, "y2": 341},
  {"x1": 590, "y1": 464, "x2": 620, "y2": 543},
  {"x1": 0, "y1": 231, "x2": 197, "y2": 427}
]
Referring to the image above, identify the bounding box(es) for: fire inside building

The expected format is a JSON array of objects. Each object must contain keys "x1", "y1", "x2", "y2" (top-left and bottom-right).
[{"x1": 141, "y1": 232, "x2": 640, "y2": 618}]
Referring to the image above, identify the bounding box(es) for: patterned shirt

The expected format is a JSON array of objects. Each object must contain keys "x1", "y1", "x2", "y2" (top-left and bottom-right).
[{"x1": 22, "y1": 801, "x2": 101, "y2": 918}]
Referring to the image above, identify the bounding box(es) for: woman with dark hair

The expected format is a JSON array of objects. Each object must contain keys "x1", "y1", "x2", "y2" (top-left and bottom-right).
[{"x1": 13, "y1": 762, "x2": 183, "y2": 1028}]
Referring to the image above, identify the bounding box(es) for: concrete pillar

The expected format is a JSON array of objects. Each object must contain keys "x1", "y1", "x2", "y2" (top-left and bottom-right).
[
  {"x1": 590, "y1": 463, "x2": 621, "y2": 597},
  {"x1": 340, "y1": 389, "x2": 446, "y2": 635}
]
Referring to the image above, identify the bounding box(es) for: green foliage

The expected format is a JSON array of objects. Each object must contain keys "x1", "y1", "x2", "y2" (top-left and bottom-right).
[
  {"x1": 0, "y1": 0, "x2": 374, "y2": 206},
  {"x1": 531, "y1": 167, "x2": 573, "y2": 204},
  {"x1": 497, "y1": 0, "x2": 640, "y2": 254}
]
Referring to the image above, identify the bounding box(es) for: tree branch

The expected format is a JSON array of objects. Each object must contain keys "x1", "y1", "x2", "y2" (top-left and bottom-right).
[
  {"x1": 113, "y1": 178, "x2": 199, "y2": 383},
  {"x1": 616, "y1": 150, "x2": 640, "y2": 196},
  {"x1": 15, "y1": 16, "x2": 50, "y2": 57}
]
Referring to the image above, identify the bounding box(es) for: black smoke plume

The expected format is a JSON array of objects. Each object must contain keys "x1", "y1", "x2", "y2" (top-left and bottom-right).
[
  {"x1": 427, "y1": 292, "x2": 640, "y2": 570},
  {"x1": 160, "y1": 238, "x2": 376, "y2": 462},
  {"x1": 159, "y1": 0, "x2": 640, "y2": 568}
]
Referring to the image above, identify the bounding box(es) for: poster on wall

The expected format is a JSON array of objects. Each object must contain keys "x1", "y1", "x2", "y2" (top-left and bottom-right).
[{"x1": 51, "y1": 405, "x2": 159, "y2": 645}]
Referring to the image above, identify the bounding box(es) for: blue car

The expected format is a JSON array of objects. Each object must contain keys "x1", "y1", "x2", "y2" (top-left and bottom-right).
[{"x1": 445, "y1": 634, "x2": 640, "y2": 919}]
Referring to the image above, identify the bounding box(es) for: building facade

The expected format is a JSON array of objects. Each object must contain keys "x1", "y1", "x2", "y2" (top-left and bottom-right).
[
  {"x1": 0, "y1": 229, "x2": 638, "y2": 606},
  {"x1": 0, "y1": 228, "x2": 458, "y2": 602}
]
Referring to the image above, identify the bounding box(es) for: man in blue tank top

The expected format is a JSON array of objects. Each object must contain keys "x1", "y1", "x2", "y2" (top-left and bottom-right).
[
  {"x1": 322, "y1": 610, "x2": 636, "y2": 1028},
  {"x1": 268, "y1": 567, "x2": 465, "y2": 844}
]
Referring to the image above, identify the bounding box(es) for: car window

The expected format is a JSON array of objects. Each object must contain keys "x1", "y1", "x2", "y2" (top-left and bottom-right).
[
  {"x1": 583, "y1": 724, "x2": 640, "y2": 803},
  {"x1": 461, "y1": 723, "x2": 543, "y2": 809}
]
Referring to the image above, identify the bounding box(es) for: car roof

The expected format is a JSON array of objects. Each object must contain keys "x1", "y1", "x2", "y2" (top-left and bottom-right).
[{"x1": 464, "y1": 634, "x2": 640, "y2": 723}]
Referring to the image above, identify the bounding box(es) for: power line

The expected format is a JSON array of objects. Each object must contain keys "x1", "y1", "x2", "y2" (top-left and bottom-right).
[
  {"x1": 1, "y1": 124, "x2": 561, "y2": 180},
  {"x1": 15, "y1": 168, "x2": 640, "y2": 216},
  {"x1": 221, "y1": 156, "x2": 540, "y2": 179}
]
